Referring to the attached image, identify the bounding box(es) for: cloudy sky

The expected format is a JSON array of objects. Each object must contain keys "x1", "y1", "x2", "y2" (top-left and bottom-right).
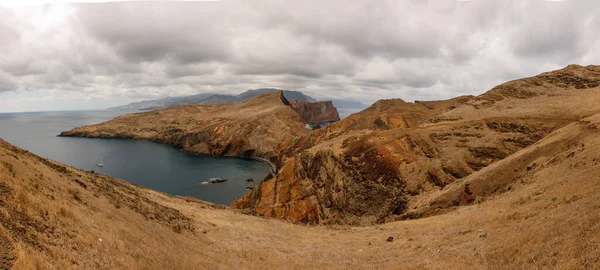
[{"x1": 0, "y1": 0, "x2": 599, "y2": 112}]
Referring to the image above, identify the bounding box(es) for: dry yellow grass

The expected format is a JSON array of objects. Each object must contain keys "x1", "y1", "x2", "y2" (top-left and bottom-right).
[
  {"x1": 234, "y1": 64, "x2": 600, "y2": 225},
  {"x1": 2, "y1": 110, "x2": 600, "y2": 269},
  {"x1": 3, "y1": 65, "x2": 600, "y2": 269}
]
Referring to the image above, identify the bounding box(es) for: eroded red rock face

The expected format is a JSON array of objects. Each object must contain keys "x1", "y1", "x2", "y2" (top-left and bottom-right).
[
  {"x1": 231, "y1": 157, "x2": 321, "y2": 224},
  {"x1": 289, "y1": 100, "x2": 340, "y2": 125},
  {"x1": 233, "y1": 65, "x2": 600, "y2": 225}
]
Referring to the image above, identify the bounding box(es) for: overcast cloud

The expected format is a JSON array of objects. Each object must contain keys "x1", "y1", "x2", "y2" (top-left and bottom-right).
[{"x1": 0, "y1": 0, "x2": 599, "y2": 112}]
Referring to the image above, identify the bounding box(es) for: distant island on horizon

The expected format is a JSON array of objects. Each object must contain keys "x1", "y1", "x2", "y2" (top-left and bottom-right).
[{"x1": 108, "y1": 88, "x2": 370, "y2": 112}]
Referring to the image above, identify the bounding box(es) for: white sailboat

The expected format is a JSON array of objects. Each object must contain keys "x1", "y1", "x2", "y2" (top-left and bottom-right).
[{"x1": 97, "y1": 157, "x2": 104, "y2": 167}]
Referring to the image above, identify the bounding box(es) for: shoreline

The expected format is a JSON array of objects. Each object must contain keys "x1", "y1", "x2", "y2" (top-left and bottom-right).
[
  {"x1": 58, "y1": 134, "x2": 278, "y2": 177},
  {"x1": 248, "y1": 156, "x2": 277, "y2": 175},
  {"x1": 184, "y1": 150, "x2": 277, "y2": 175}
]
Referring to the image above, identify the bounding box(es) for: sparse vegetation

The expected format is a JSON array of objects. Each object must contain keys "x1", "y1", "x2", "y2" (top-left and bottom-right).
[
  {"x1": 3, "y1": 111, "x2": 600, "y2": 268},
  {"x1": 3, "y1": 65, "x2": 600, "y2": 268},
  {"x1": 68, "y1": 188, "x2": 82, "y2": 202},
  {"x1": 58, "y1": 207, "x2": 73, "y2": 219}
]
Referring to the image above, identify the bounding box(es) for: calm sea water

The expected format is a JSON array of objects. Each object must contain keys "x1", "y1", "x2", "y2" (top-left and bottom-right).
[{"x1": 0, "y1": 111, "x2": 270, "y2": 205}]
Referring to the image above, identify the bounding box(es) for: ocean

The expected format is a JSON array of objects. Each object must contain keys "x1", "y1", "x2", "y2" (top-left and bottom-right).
[{"x1": 0, "y1": 111, "x2": 270, "y2": 205}]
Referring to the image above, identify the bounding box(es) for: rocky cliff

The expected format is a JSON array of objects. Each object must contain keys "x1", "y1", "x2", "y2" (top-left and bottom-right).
[
  {"x1": 232, "y1": 65, "x2": 600, "y2": 225},
  {"x1": 5, "y1": 119, "x2": 600, "y2": 268},
  {"x1": 5, "y1": 66, "x2": 600, "y2": 269},
  {"x1": 59, "y1": 65, "x2": 600, "y2": 226},
  {"x1": 60, "y1": 92, "x2": 343, "y2": 168},
  {"x1": 289, "y1": 100, "x2": 340, "y2": 125},
  {"x1": 61, "y1": 92, "x2": 307, "y2": 164}
]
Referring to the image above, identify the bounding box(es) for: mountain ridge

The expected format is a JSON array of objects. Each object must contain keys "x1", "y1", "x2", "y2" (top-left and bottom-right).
[
  {"x1": 61, "y1": 92, "x2": 308, "y2": 165},
  {"x1": 3, "y1": 65, "x2": 600, "y2": 268},
  {"x1": 232, "y1": 64, "x2": 600, "y2": 224},
  {"x1": 61, "y1": 91, "x2": 340, "y2": 167},
  {"x1": 108, "y1": 88, "x2": 368, "y2": 111},
  {"x1": 3, "y1": 107, "x2": 600, "y2": 268},
  {"x1": 60, "y1": 64, "x2": 600, "y2": 226}
]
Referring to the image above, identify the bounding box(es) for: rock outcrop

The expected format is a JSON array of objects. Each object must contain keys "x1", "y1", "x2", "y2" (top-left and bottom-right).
[
  {"x1": 60, "y1": 92, "x2": 341, "y2": 167},
  {"x1": 232, "y1": 65, "x2": 600, "y2": 224},
  {"x1": 59, "y1": 65, "x2": 600, "y2": 226},
  {"x1": 6, "y1": 66, "x2": 600, "y2": 269},
  {"x1": 289, "y1": 100, "x2": 340, "y2": 125},
  {"x1": 60, "y1": 92, "x2": 310, "y2": 164},
  {"x1": 5, "y1": 120, "x2": 600, "y2": 268}
]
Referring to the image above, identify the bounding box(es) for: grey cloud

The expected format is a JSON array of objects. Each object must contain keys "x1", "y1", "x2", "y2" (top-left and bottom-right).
[
  {"x1": 1, "y1": 0, "x2": 600, "y2": 110},
  {"x1": 77, "y1": 2, "x2": 232, "y2": 64},
  {"x1": 0, "y1": 61, "x2": 48, "y2": 77},
  {"x1": 260, "y1": 0, "x2": 444, "y2": 60},
  {"x1": 509, "y1": 1, "x2": 596, "y2": 59},
  {"x1": 0, "y1": 71, "x2": 17, "y2": 92},
  {"x1": 0, "y1": 10, "x2": 20, "y2": 46},
  {"x1": 164, "y1": 63, "x2": 221, "y2": 79}
]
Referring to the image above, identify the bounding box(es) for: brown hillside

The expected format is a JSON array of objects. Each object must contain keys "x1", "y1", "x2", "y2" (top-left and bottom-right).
[
  {"x1": 2, "y1": 110, "x2": 600, "y2": 268},
  {"x1": 289, "y1": 100, "x2": 340, "y2": 125},
  {"x1": 233, "y1": 65, "x2": 600, "y2": 225},
  {"x1": 60, "y1": 92, "x2": 308, "y2": 164}
]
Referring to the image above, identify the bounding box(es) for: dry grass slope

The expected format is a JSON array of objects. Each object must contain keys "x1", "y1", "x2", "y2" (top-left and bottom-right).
[
  {"x1": 3, "y1": 65, "x2": 600, "y2": 268},
  {"x1": 2, "y1": 110, "x2": 600, "y2": 268},
  {"x1": 235, "y1": 65, "x2": 600, "y2": 225}
]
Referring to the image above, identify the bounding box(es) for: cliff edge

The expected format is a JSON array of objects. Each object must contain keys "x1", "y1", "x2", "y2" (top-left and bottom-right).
[
  {"x1": 4, "y1": 109, "x2": 600, "y2": 268},
  {"x1": 289, "y1": 100, "x2": 340, "y2": 125},
  {"x1": 60, "y1": 92, "x2": 308, "y2": 164},
  {"x1": 232, "y1": 65, "x2": 600, "y2": 224}
]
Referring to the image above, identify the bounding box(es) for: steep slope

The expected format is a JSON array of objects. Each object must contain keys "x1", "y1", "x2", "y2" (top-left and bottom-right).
[
  {"x1": 233, "y1": 65, "x2": 600, "y2": 224},
  {"x1": 3, "y1": 111, "x2": 600, "y2": 268},
  {"x1": 408, "y1": 113, "x2": 600, "y2": 219},
  {"x1": 61, "y1": 92, "x2": 307, "y2": 164},
  {"x1": 270, "y1": 95, "x2": 474, "y2": 168},
  {"x1": 289, "y1": 100, "x2": 340, "y2": 125}
]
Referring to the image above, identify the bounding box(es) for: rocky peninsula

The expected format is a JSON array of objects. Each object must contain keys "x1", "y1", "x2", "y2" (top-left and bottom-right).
[
  {"x1": 2, "y1": 65, "x2": 600, "y2": 268},
  {"x1": 60, "y1": 92, "x2": 335, "y2": 169},
  {"x1": 61, "y1": 65, "x2": 600, "y2": 226}
]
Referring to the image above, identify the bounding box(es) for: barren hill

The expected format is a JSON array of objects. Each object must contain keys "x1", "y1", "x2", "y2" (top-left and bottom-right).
[
  {"x1": 60, "y1": 92, "x2": 309, "y2": 164},
  {"x1": 2, "y1": 110, "x2": 600, "y2": 268},
  {"x1": 59, "y1": 65, "x2": 600, "y2": 226},
  {"x1": 233, "y1": 65, "x2": 600, "y2": 225}
]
